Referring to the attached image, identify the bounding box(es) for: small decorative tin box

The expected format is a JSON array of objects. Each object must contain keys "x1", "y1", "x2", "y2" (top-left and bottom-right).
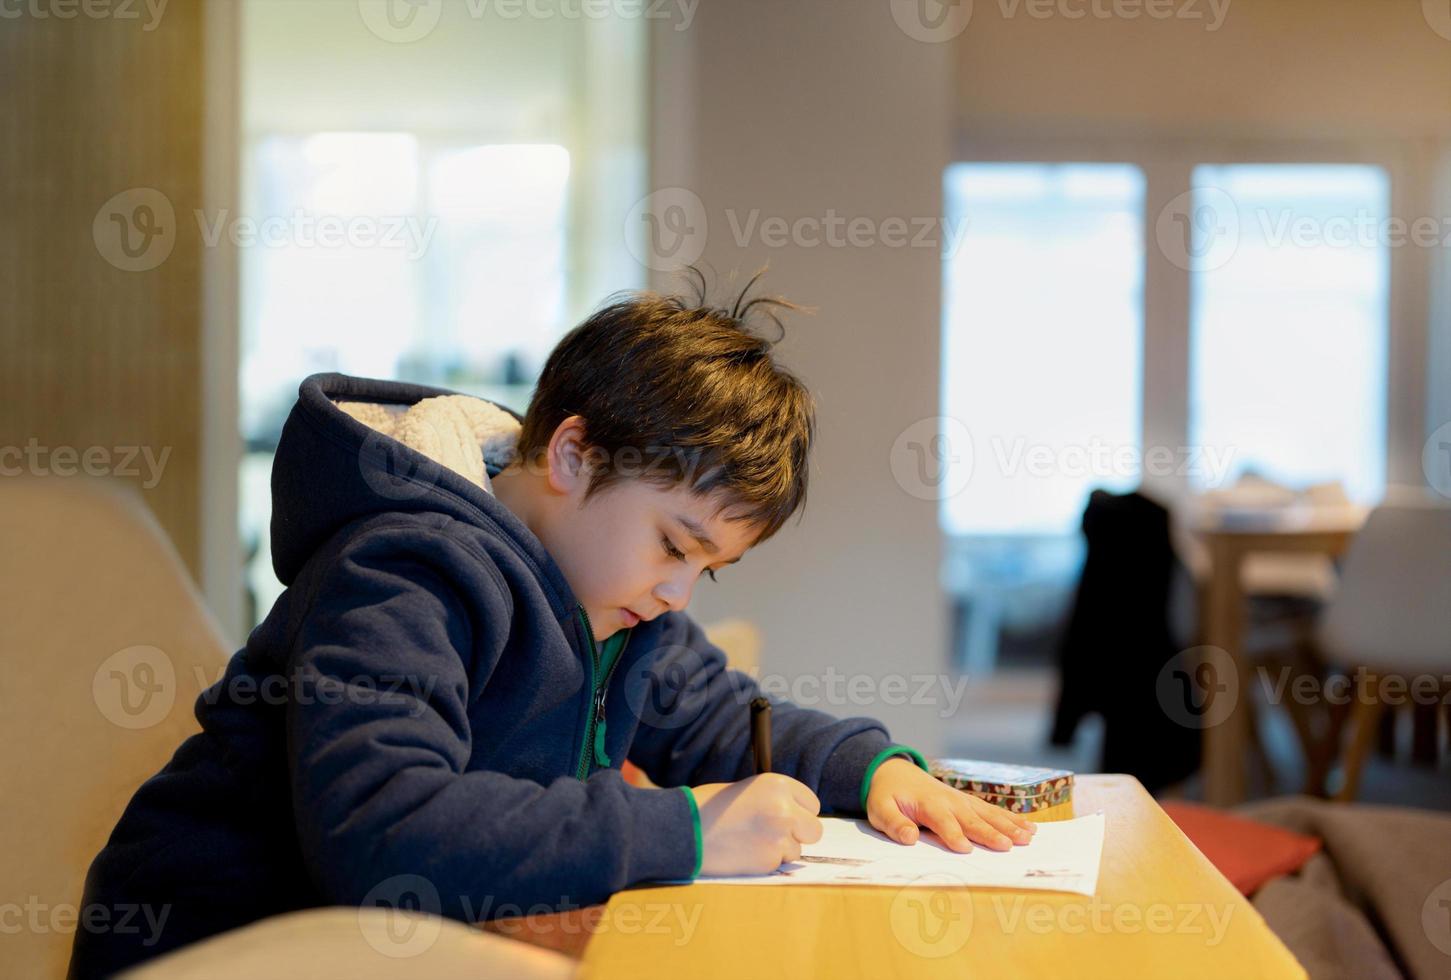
[{"x1": 928, "y1": 759, "x2": 1075, "y2": 822}]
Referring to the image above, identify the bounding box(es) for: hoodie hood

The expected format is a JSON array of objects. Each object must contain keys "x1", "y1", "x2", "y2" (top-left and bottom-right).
[{"x1": 268, "y1": 373, "x2": 576, "y2": 615}]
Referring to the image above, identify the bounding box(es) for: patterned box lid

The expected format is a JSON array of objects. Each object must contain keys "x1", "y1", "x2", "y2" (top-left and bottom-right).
[{"x1": 928, "y1": 758, "x2": 1075, "y2": 809}]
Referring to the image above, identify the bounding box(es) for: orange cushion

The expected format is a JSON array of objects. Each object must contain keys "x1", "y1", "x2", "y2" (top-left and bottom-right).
[{"x1": 1162, "y1": 801, "x2": 1321, "y2": 896}]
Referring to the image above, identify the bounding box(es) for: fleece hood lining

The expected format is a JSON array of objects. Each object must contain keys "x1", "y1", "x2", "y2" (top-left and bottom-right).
[{"x1": 335, "y1": 393, "x2": 522, "y2": 494}]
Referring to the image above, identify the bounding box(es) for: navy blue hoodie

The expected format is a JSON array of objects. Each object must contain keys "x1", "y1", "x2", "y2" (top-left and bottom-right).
[{"x1": 69, "y1": 372, "x2": 924, "y2": 977}]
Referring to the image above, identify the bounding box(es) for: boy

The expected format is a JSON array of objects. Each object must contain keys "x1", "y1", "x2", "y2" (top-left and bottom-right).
[{"x1": 70, "y1": 276, "x2": 1034, "y2": 977}]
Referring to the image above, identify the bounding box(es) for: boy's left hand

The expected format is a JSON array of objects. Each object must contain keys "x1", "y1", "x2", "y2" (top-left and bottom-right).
[{"x1": 866, "y1": 758, "x2": 1038, "y2": 852}]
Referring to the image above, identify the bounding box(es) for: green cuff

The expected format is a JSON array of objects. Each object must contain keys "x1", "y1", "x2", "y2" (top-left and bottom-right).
[
  {"x1": 679, "y1": 786, "x2": 703, "y2": 879},
  {"x1": 859, "y1": 744, "x2": 930, "y2": 812}
]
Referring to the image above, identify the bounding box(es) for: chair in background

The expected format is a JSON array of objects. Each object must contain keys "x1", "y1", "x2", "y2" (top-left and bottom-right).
[{"x1": 1316, "y1": 500, "x2": 1451, "y2": 801}]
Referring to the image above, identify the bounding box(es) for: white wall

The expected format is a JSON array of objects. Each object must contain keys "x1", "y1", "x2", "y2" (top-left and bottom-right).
[{"x1": 649, "y1": 2, "x2": 954, "y2": 754}]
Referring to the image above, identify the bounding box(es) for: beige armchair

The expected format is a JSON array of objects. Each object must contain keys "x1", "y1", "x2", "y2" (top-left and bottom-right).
[{"x1": 0, "y1": 476, "x2": 575, "y2": 979}]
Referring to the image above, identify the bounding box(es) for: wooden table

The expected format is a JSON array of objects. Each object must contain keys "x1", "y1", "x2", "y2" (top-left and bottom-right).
[
  {"x1": 1194, "y1": 507, "x2": 1365, "y2": 806},
  {"x1": 487, "y1": 775, "x2": 1306, "y2": 979}
]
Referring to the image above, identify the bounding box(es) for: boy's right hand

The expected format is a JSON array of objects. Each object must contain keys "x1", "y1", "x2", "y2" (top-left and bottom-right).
[{"x1": 690, "y1": 773, "x2": 824, "y2": 876}]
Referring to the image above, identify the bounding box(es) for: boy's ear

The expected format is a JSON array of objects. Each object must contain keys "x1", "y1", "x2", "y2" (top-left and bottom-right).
[{"x1": 544, "y1": 415, "x2": 594, "y2": 496}]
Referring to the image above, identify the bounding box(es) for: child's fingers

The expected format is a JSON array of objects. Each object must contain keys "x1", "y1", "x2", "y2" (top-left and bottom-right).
[
  {"x1": 919, "y1": 799, "x2": 975, "y2": 852},
  {"x1": 791, "y1": 809, "x2": 824, "y2": 844},
  {"x1": 973, "y1": 795, "x2": 1037, "y2": 836},
  {"x1": 770, "y1": 773, "x2": 821, "y2": 815},
  {"x1": 960, "y1": 796, "x2": 1034, "y2": 845},
  {"x1": 871, "y1": 797, "x2": 920, "y2": 845}
]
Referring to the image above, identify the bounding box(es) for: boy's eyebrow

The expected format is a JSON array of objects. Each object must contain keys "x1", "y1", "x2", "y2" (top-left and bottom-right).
[{"x1": 673, "y1": 514, "x2": 742, "y2": 564}]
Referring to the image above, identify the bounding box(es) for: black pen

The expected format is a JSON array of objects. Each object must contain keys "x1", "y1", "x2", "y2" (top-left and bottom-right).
[{"x1": 750, "y1": 696, "x2": 772, "y2": 774}]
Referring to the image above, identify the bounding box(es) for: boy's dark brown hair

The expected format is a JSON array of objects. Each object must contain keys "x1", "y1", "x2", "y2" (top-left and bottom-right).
[{"x1": 515, "y1": 267, "x2": 816, "y2": 545}]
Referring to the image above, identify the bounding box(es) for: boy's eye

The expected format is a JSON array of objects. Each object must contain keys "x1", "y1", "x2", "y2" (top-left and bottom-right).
[{"x1": 662, "y1": 536, "x2": 722, "y2": 583}]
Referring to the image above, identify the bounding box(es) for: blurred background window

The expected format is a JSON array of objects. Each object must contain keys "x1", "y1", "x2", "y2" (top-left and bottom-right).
[
  {"x1": 940, "y1": 162, "x2": 1146, "y2": 674},
  {"x1": 1188, "y1": 164, "x2": 1391, "y2": 504},
  {"x1": 237, "y1": 1, "x2": 647, "y2": 627}
]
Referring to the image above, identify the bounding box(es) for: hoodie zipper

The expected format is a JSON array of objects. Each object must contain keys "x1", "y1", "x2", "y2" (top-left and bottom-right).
[{"x1": 574, "y1": 605, "x2": 632, "y2": 781}]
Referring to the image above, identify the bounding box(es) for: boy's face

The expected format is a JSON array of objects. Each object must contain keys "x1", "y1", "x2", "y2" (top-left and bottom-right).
[
  {"x1": 493, "y1": 415, "x2": 764, "y2": 641},
  {"x1": 552, "y1": 476, "x2": 759, "y2": 641}
]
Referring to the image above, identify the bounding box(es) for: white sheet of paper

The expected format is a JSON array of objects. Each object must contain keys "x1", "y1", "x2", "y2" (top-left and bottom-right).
[{"x1": 680, "y1": 813, "x2": 1105, "y2": 897}]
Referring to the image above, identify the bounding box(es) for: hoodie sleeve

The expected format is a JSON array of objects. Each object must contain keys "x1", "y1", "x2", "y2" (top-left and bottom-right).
[
  {"x1": 284, "y1": 527, "x2": 700, "y2": 921},
  {"x1": 624, "y1": 611, "x2": 928, "y2": 815}
]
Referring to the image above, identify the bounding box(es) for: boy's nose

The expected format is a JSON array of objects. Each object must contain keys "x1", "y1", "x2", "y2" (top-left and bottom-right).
[{"x1": 653, "y1": 572, "x2": 695, "y2": 613}]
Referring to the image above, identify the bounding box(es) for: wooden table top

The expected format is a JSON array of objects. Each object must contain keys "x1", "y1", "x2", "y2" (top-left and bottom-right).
[{"x1": 487, "y1": 775, "x2": 1306, "y2": 979}]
